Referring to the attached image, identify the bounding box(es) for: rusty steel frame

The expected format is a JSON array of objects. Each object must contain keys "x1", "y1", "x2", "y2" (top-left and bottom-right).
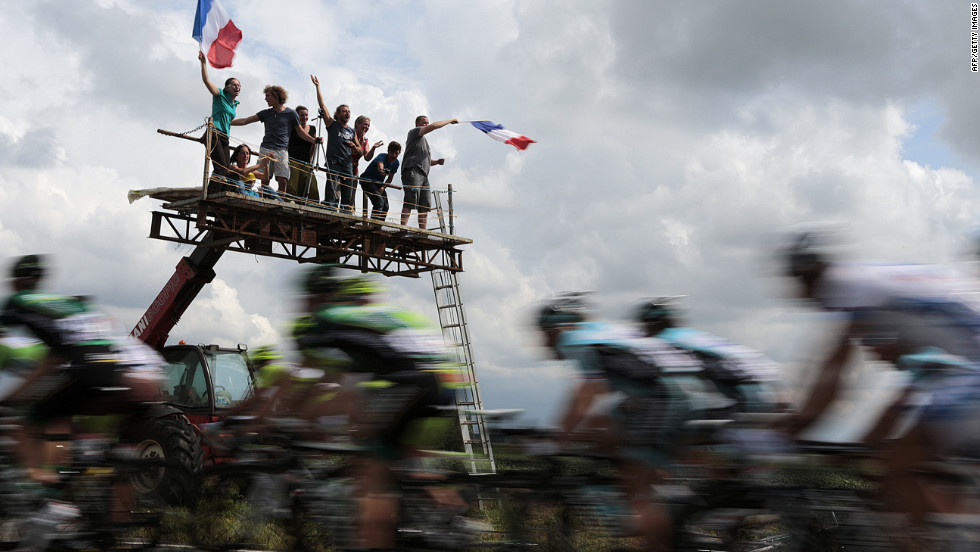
[{"x1": 147, "y1": 194, "x2": 469, "y2": 277}]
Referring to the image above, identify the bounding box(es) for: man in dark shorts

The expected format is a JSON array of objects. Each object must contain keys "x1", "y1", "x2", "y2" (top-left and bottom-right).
[
  {"x1": 232, "y1": 86, "x2": 321, "y2": 198},
  {"x1": 400, "y1": 115, "x2": 458, "y2": 229},
  {"x1": 311, "y1": 75, "x2": 356, "y2": 212},
  {"x1": 360, "y1": 141, "x2": 402, "y2": 221}
]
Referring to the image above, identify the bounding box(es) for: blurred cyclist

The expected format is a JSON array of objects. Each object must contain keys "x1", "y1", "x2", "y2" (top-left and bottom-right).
[
  {"x1": 780, "y1": 230, "x2": 980, "y2": 428},
  {"x1": 0, "y1": 324, "x2": 45, "y2": 400},
  {"x1": 538, "y1": 292, "x2": 732, "y2": 552},
  {"x1": 0, "y1": 255, "x2": 163, "y2": 518},
  {"x1": 216, "y1": 345, "x2": 334, "y2": 439},
  {"x1": 293, "y1": 266, "x2": 458, "y2": 550},
  {"x1": 780, "y1": 230, "x2": 980, "y2": 548},
  {"x1": 633, "y1": 296, "x2": 786, "y2": 413}
]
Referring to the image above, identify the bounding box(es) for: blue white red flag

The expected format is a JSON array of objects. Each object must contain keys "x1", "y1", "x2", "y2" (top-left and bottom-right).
[
  {"x1": 192, "y1": 0, "x2": 242, "y2": 69},
  {"x1": 471, "y1": 121, "x2": 536, "y2": 151}
]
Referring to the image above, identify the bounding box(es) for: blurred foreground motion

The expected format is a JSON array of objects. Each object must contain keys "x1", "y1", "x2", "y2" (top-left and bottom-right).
[
  {"x1": 0, "y1": 255, "x2": 167, "y2": 550},
  {"x1": 0, "y1": 226, "x2": 976, "y2": 551},
  {"x1": 777, "y1": 227, "x2": 980, "y2": 550}
]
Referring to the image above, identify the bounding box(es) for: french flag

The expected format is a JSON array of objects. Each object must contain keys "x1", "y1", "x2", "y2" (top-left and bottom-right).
[
  {"x1": 471, "y1": 121, "x2": 536, "y2": 151},
  {"x1": 192, "y1": 0, "x2": 242, "y2": 69}
]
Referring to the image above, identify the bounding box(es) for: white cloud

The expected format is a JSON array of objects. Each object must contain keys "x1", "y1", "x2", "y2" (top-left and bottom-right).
[{"x1": 0, "y1": 0, "x2": 976, "y2": 424}]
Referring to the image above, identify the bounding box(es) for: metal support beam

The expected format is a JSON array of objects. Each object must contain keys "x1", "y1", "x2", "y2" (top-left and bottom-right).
[{"x1": 146, "y1": 193, "x2": 470, "y2": 277}]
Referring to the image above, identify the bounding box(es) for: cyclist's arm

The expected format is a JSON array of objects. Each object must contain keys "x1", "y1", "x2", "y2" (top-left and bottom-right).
[
  {"x1": 862, "y1": 385, "x2": 914, "y2": 447},
  {"x1": 560, "y1": 378, "x2": 609, "y2": 435},
  {"x1": 789, "y1": 320, "x2": 857, "y2": 434}
]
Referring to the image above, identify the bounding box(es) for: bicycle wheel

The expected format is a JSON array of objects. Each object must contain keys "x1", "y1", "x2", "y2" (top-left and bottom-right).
[
  {"x1": 0, "y1": 462, "x2": 38, "y2": 550},
  {"x1": 93, "y1": 511, "x2": 163, "y2": 551},
  {"x1": 0, "y1": 515, "x2": 28, "y2": 551}
]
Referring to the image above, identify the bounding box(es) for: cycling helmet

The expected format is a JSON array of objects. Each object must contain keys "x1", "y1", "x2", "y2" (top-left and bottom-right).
[
  {"x1": 634, "y1": 296, "x2": 685, "y2": 324},
  {"x1": 302, "y1": 264, "x2": 339, "y2": 295},
  {"x1": 332, "y1": 273, "x2": 385, "y2": 302},
  {"x1": 537, "y1": 292, "x2": 592, "y2": 330},
  {"x1": 250, "y1": 345, "x2": 283, "y2": 364},
  {"x1": 10, "y1": 254, "x2": 46, "y2": 280},
  {"x1": 784, "y1": 231, "x2": 829, "y2": 278}
]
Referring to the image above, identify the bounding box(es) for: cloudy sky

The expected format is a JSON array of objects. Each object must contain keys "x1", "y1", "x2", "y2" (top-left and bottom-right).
[{"x1": 1, "y1": 0, "x2": 977, "y2": 424}]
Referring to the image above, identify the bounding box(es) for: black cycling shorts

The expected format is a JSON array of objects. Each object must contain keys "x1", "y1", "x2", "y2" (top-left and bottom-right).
[
  {"x1": 27, "y1": 363, "x2": 130, "y2": 424},
  {"x1": 360, "y1": 370, "x2": 452, "y2": 456}
]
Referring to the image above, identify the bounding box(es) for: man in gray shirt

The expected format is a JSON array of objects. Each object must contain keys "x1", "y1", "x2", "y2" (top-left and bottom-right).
[
  {"x1": 232, "y1": 85, "x2": 320, "y2": 197},
  {"x1": 400, "y1": 115, "x2": 458, "y2": 228}
]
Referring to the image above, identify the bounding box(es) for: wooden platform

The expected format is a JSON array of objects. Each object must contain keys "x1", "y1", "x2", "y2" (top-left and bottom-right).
[{"x1": 133, "y1": 187, "x2": 471, "y2": 277}]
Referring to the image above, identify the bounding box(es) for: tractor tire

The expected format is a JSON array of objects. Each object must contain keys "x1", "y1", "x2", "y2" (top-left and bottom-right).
[{"x1": 126, "y1": 415, "x2": 204, "y2": 506}]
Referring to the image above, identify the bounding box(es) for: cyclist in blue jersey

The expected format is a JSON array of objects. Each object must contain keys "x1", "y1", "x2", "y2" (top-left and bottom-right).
[
  {"x1": 633, "y1": 296, "x2": 786, "y2": 413},
  {"x1": 538, "y1": 292, "x2": 732, "y2": 552}
]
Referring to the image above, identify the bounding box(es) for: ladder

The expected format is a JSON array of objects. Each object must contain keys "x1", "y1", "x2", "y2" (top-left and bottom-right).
[{"x1": 430, "y1": 189, "x2": 495, "y2": 475}]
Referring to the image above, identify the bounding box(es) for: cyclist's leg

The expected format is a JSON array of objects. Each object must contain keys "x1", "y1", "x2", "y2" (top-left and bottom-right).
[
  {"x1": 878, "y1": 374, "x2": 980, "y2": 550},
  {"x1": 354, "y1": 372, "x2": 448, "y2": 548},
  {"x1": 8, "y1": 359, "x2": 77, "y2": 484},
  {"x1": 353, "y1": 457, "x2": 399, "y2": 549},
  {"x1": 78, "y1": 366, "x2": 160, "y2": 522},
  {"x1": 615, "y1": 398, "x2": 679, "y2": 552},
  {"x1": 617, "y1": 452, "x2": 672, "y2": 552}
]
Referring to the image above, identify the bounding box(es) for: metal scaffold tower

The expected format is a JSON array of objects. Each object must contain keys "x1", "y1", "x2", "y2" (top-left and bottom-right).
[
  {"x1": 431, "y1": 189, "x2": 495, "y2": 475},
  {"x1": 136, "y1": 124, "x2": 494, "y2": 475}
]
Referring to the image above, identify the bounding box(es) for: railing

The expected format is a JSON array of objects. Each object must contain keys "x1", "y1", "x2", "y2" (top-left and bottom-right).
[{"x1": 192, "y1": 120, "x2": 457, "y2": 233}]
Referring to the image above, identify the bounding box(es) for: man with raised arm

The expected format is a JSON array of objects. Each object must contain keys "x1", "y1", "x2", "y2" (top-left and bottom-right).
[
  {"x1": 311, "y1": 75, "x2": 356, "y2": 211},
  {"x1": 400, "y1": 115, "x2": 458, "y2": 229},
  {"x1": 231, "y1": 85, "x2": 321, "y2": 197},
  {"x1": 198, "y1": 51, "x2": 240, "y2": 194}
]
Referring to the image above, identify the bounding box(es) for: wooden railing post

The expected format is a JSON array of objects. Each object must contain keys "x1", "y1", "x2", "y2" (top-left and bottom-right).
[{"x1": 201, "y1": 118, "x2": 213, "y2": 200}]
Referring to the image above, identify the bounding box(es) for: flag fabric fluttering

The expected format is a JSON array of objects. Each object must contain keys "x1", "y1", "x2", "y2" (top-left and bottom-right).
[
  {"x1": 192, "y1": 0, "x2": 242, "y2": 69},
  {"x1": 470, "y1": 121, "x2": 536, "y2": 151}
]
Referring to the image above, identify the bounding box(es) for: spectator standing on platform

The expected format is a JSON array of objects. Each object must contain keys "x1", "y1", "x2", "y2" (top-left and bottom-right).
[
  {"x1": 311, "y1": 75, "x2": 356, "y2": 212},
  {"x1": 360, "y1": 141, "x2": 402, "y2": 221},
  {"x1": 285, "y1": 105, "x2": 319, "y2": 202},
  {"x1": 351, "y1": 115, "x2": 383, "y2": 176},
  {"x1": 400, "y1": 115, "x2": 457, "y2": 229},
  {"x1": 231, "y1": 85, "x2": 321, "y2": 196},
  {"x1": 198, "y1": 51, "x2": 240, "y2": 194}
]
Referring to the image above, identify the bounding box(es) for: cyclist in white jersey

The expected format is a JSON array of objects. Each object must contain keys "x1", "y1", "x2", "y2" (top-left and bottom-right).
[
  {"x1": 781, "y1": 231, "x2": 980, "y2": 549},
  {"x1": 782, "y1": 231, "x2": 980, "y2": 433},
  {"x1": 633, "y1": 296, "x2": 785, "y2": 413}
]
